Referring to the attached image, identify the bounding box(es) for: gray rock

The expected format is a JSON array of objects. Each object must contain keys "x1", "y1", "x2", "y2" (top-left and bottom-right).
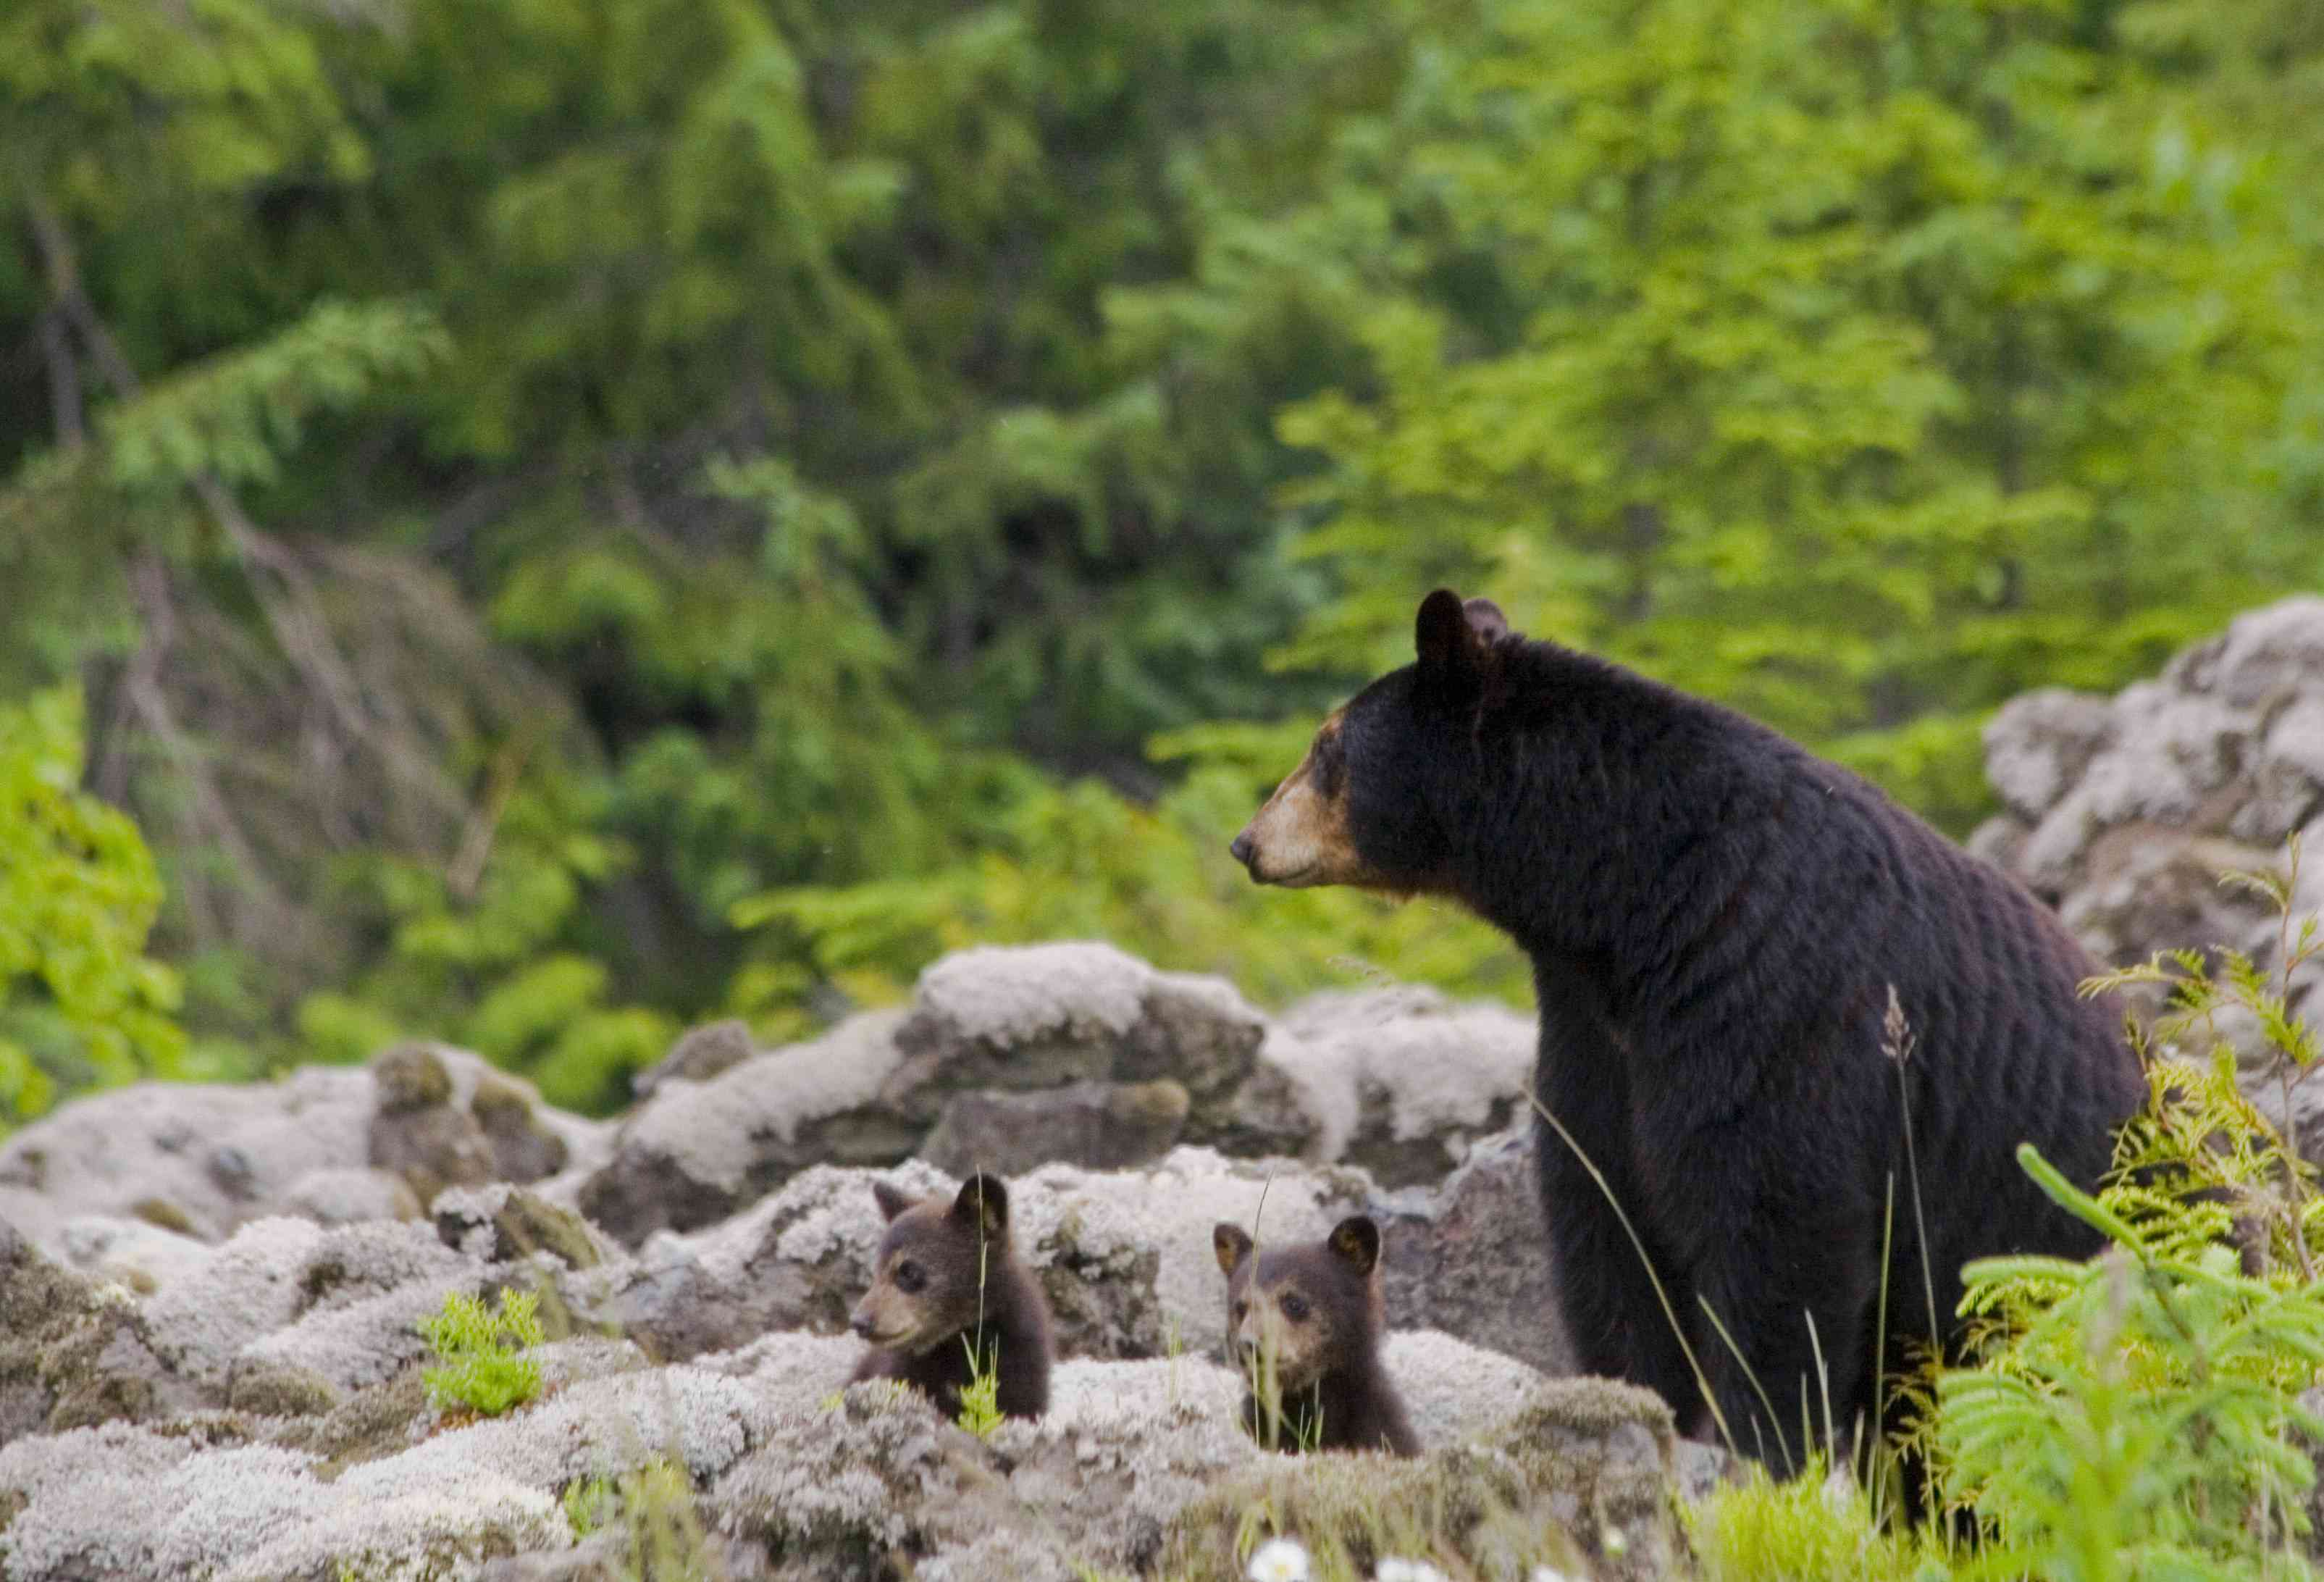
[
  {"x1": 369, "y1": 1043, "x2": 499, "y2": 1208},
  {"x1": 920, "y1": 1079, "x2": 1190, "y2": 1178},
  {"x1": 435, "y1": 1183, "x2": 607, "y2": 1270},
  {"x1": 285, "y1": 1165, "x2": 425, "y2": 1227},
  {"x1": 2234, "y1": 695, "x2": 2324, "y2": 846},
  {"x1": 579, "y1": 1010, "x2": 918, "y2": 1247},
  {"x1": 886, "y1": 945, "x2": 1265, "y2": 1135},
  {"x1": 1983, "y1": 687, "x2": 2114, "y2": 823},
  {"x1": 2166, "y1": 595, "x2": 2324, "y2": 708},
  {"x1": 636, "y1": 1018, "x2": 760, "y2": 1100},
  {"x1": 0, "y1": 1067, "x2": 374, "y2": 1243},
  {"x1": 1375, "y1": 1121, "x2": 1574, "y2": 1378},
  {"x1": 1254, "y1": 987, "x2": 1536, "y2": 1187}
]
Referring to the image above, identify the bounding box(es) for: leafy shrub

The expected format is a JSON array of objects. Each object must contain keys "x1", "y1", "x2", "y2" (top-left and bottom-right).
[
  {"x1": 418, "y1": 1289, "x2": 545, "y2": 1417},
  {"x1": 1919, "y1": 843, "x2": 2324, "y2": 1578},
  {"x1": 0, "y1": 686, "x2": 190, "y2": 1133}
]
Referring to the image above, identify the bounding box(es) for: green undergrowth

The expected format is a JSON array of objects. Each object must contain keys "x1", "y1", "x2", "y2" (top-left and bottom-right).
[
  {"x1": 1700, "y1": 840, "x2": 2324, "y2": 1582},
  {"x1": 418, "y1": 1289, "x2": 545, "y2": 1418}
]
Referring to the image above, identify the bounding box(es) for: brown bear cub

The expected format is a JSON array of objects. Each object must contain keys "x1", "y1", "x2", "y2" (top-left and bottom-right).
[
  {"x1": 1212, "y1": 1215, "x2": 1419, "y2": 1457},
  {"x1": 849, "y1": 1172, "x2": 1054, "y2": 1421}
]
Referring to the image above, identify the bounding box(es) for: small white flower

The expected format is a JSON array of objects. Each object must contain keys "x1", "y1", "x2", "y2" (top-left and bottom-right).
[
  {"x1": 1530, "y1": 1569, "x2": 1574, "y2": 1582},
  {"x1": 1248, "y1": 1537, "x2": 1312, "y2": 1582},
  {"x1": 1599, "y1": 1523, "x2": 1628, "y2": 1557},
  {"x1": 1375, "y1": 1562, "x2": 1448, "y2": 1582}
]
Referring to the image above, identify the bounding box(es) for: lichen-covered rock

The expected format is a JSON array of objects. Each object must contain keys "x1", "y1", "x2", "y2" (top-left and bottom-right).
[
  {"x1": 1380, "y1": 1329, "x2": 1552, "y2": 1452},
  {"x1": 225, "y1": 1357, "x2": 343, "y2": 1418},
  {"x1": 0, "y1": 1225, "x2": 205, "y2": 1444},
  {"x1": 890, "y1": 945, "x2": 1266, "y2": 1139},
  {"x1": 710, "y1": 1381, "x2": 1071, "y2": 1580},
  {"x1": 285, "y1": 1165, "x2": 426, "y2": 1227},
  {"x1": 369, "y1": 1043, "x2": 500, "y2": 1208},
  {"x1": 1248, "y1": 987, "x2": 1536, "y2": 1188},
  {"x1": 579, "y1": 1010, "x2": 920, "y2": 1247},
  {"x1": 585, "y1": 1150, "x2": 1371, "y2": 1365},
  {"x1": 919, "y1": 1079, "x2": 1190, "y2": 1178},
  {"x1": 634, "y1": 1018, "x2": 759, "y2": 1099},
  {"x1": 473, "y1": 1074, "x2": 574, "y2": 1184},
  {"x1": 435, "y1": 1183, "x2": 606, "y2": 1269},
  {"x1": 1374, "y1": 1122, "x2": 1573, "y2": 1379},
  {"x1": 1973, "y1": 598, "x2": 2324, "y2": 1158},
  {"x1": 140, "y1": 1218, "x2": 481, "y2": 1395},
  {"x1": 0, "y1": 1068, "x2": 374, "y2": 1244},
  {"x1": 1158, "y1": 1376, "x2": 1680, "y2": 1582}
]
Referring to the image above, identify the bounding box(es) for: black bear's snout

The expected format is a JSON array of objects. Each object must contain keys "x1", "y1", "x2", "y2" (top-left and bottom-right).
[
  {"x1": 848, "y1": 1310, "x2": 876, "y2": 1341},
  {"x1": 1228, "y1": 832, "x2": 1255, "y2": 870}
]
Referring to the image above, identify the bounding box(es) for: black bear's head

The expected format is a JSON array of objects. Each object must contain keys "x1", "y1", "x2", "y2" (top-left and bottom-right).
[
  {"x1": 1229, "y1": 587, "x2": 1514, "y2": 895},
  {"x1": 850, "y1": 1172, "x2": 1012, "y2": 1357}
]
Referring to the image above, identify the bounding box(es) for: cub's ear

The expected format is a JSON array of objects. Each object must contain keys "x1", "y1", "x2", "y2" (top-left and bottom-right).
[
  {"x1": 1414, "y1": 588, "x2": 1509, "y2": 691},
  {"x1": 872, "y1": 1181, "x2": 917, "y2": 1223},
  {"x1": 950, "y1": 1171, "x2": 1010, "y2": 1241},
  {"x1": 1213, "y1": 1223, "x2": 1254, "y2": 1278},
  {"x1": 1326, "y1": 1215, "x2": 1382, "y2": 1276}
]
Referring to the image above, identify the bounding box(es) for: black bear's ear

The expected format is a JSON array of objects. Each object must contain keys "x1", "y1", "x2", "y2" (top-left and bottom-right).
[
  {"x1": 950, "y1": 1171, "x2": 1010, "y2": 1241},
  {"x1": 1326, "y1": 1215, "x2": 1382, "y2": 1276},
  {"x1": 1214, "y1": 1223, "x2": 1254, "y2": 1278},
  {"x1": 1414, "y1": 588, "x2": 1508, "y2": 693},
  {"x1": 872, "y1": 1181, "x2": 917, "y2": 1223}
]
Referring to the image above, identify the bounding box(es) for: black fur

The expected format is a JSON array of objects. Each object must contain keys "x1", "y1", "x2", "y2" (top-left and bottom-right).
[{"x1": 1281, "y1": 590, "x2": 2145, "y2": 1478}]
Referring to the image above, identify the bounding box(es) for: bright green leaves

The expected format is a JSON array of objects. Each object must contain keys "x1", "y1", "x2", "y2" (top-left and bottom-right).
[
  {"x1": 1266, "y1": 0, "x2": 2323, "y2": 829},
  {"x1": 0, "y1": 687, "x2": 188, "y2": 1131}
]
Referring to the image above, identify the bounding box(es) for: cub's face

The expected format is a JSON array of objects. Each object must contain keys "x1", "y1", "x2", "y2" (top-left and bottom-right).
[
  {"x1": 850, "y1": 1173, "x2": 1011, "y2": 1357},
  {"x1": 1212, "y1": 1216, "x2": 1384, "y2": 1395},
  {"x1": 1228, "y1": 590, "x2": 1510, "y2": 895}
]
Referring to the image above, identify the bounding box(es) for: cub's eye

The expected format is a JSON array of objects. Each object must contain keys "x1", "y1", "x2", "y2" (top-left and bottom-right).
[
  {"x1": 1311, "y1": 732, "x2": 1346, "y2": 799},
  {"x1": 894, "y1": 1261, "x2": 926, "y2": 1294},
  {"x1": 1231, "y1": 1300, "x2": 1248, "y2": 1322},
  {"x1": 1279, "y1": 1292, "x2": 1311, "y2": 1322}
]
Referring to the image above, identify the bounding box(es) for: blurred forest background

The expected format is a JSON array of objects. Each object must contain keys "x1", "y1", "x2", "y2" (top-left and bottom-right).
[{"x1": 2, "y1": 0, "x2": 2320, "y2": 1129}]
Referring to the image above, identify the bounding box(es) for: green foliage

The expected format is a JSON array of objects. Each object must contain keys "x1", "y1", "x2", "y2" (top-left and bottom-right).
[
  {"x1": 1915, "y1": 847, "x2": 2324, "y2": 1579},
  {"x1": 955, "y1": 1342, "x2": 1004, "y2": 1441},
  {"x1": 4, "y1": 0, "x2": 2324, "y2": 1114},
  {"x1": 561, "y1": 1458, "x2": 716, "y2": 1581},
  {"x1": 1684, "y1": 1455, "x2": 1931, "y2": 1582},
  {"x1": 0, "y1": 687, "x2": 188, "y2": 1131},
  {"x1": 1254, "y1": 0, "x2": 2323, "y2": 832},
  {"x1": 418, "y1": 1289, "x2": 545, "y2": 1418}
]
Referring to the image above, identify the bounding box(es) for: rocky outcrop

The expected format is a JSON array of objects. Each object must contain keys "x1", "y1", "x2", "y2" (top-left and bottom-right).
[
  {"x1": 577, "y1": 944, "x2": 1534, "y2": 1246},
  {"x1": 1973, "y1": 596, "x2": 2324, "y2": 1154}
]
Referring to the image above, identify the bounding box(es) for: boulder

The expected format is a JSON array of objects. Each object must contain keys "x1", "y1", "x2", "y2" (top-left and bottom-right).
[
  {"x1": 919, "y1": 1079, "x2": 1190, "y2": 1178},
  {"x1": 1251, "y1": 987, "x2": 1536, "y2": 1188},
  {"x1": 1374, "y1": 1122, "x2": 1574, "y2": 1378},
  {"x1": 0, "y1": 1068, "x2": 374, "y2": 1242},
  {"x1": 578, "y1": 1010, "x2": 919, "y2": 1247}
]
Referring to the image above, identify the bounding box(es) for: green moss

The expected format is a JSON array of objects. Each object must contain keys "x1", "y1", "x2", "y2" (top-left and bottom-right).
[
  {"x1": 299, "y1": 1368, "x2": 433, "y2": 1480},
  {"x1": 128, "y1": 1197, "x2": 198, "y2": 1236},
  {"x1": 1684, "y1": 1457, "x2": 1933, "y2": 1582},
  {"x1": 228, "y1": 1359, "x2": 344, "y2": 1418}
]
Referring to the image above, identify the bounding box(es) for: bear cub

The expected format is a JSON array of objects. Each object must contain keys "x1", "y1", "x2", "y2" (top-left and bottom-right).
[
  {"x1": 850, "y1": 1171, "x2": 1054, "y2": 1421},
  {"x1": 1212, "y1": 1214, "x2": 1419, "y2": 1457}
]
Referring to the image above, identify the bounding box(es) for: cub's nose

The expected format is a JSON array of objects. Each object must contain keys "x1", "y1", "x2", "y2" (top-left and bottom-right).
[
  {"x1": 848, "y1": 1310, "x2": 876, "y2": 1341},
  {"x1": 1228, "y1": 832, "x2": 1255, "y2": 870}
]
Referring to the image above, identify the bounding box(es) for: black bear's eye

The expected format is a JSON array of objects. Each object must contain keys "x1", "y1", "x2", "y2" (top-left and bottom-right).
[
  {"x1": 1310, "y1": 730, "x2": 1346, "y2": 800},
  {"x1": 1231, "y1": 1299, "x2": 1247, "y2": 1322},
  {"x1": 1279, "y1": 1292, "x2": 1311, "y2": 1322},
  {"x1": 894, "y1": 1260, "x2": 926, "y2": 1294}
]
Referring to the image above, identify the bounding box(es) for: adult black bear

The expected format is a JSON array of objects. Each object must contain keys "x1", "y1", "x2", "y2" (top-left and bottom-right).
[{"x1": 1228, "y1": 589, "x2": 2144, "y2": 1477}]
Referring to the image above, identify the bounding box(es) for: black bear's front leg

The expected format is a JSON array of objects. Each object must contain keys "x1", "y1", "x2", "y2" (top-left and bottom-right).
[{"x1": 1688, "y1": 1206, "x2": 1881, "y2": 1481}]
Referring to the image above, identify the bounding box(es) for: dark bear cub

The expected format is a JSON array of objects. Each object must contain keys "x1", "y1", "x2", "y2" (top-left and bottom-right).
[
  {"x1": 850, "y1": 1171, "x2": 1054, "y2": 1421},
  {"x1": 1212, "y1": 1215, "x2": 1419, "y2": 1457}
]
